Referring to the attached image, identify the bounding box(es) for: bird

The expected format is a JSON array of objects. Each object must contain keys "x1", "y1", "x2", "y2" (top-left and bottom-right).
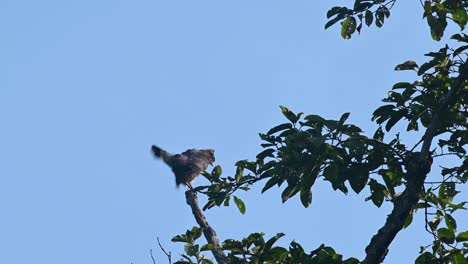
[{"x1": 151, "y1": 145, "x2": 215, "y2": 189}]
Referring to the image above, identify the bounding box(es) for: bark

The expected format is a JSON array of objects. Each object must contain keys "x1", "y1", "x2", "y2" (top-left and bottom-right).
[
  {"x1": 362, "y1": 62, "x2": 468, "y2": 264},
  {"x1": 185, "y1": 190, "x2": 228, "y2": 264}
]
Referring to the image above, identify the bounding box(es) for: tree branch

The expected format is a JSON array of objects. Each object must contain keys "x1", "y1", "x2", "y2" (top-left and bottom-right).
[
  {"x1": 362, "y1": 63, "x2": 468, "y2": 264},
  {"x1": 185, "y1": 190, "x2": 228, "y2": 264}
]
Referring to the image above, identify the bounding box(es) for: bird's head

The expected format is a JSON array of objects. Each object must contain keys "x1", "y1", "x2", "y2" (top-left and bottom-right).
[{"x1": 207, "y1": 149, "x2": 215, "y2": 165}]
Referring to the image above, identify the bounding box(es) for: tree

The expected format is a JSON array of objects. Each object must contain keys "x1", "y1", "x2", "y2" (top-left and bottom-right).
[{"x1": 161, "y1": 1, "x2": 468, "y2": 263}]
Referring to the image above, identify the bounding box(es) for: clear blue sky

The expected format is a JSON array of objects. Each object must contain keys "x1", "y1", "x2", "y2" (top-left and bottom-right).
[{"x1": 2, "y1": 1, "x2": 466, "y2": 263}]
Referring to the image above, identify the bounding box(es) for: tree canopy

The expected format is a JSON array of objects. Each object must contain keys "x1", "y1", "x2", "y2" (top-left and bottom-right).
[{"x1": 159, "y1": 1, "x2": 468, "y2": 263}]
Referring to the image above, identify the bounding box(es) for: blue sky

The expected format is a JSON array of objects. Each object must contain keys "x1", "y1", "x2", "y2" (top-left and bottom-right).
[{"x1": 2, "y1": 1, "x2": 466, "y2": 263}]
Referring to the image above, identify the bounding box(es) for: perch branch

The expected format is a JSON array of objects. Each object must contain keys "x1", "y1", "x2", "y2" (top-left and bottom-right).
[{"x1": 185, "y1": 190, "x2": 228, "y2": 264}]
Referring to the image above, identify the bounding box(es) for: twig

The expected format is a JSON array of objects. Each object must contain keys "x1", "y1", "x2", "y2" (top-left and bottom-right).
[
  {"x1": 156, "y1": 237, "x2": 171, "y2": 264},
  {"x1": 185, "y1": 190, "x2": 228, "y2": 264},
  {"x1": 150, "y1": 249, "x2": 157, "y2": 264}
]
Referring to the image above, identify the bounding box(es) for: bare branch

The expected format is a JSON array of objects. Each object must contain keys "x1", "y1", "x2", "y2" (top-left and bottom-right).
[
  {"x1": 185, "y1": 190, "x2": 228, "y2": 264},
  {"x1": 150, "y1": 249, "x2": 157, "y2": 264},
  {"x1": 156, "y1": 237, "x2": 171, "y2": 264}
]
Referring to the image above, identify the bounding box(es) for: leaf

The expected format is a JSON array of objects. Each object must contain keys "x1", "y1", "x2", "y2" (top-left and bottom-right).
[
  {"x1": 437, "y1": 227, "x2": 455, "y2": 244},
  {"x1": 341, "y1": 16, "x2": 357, "y2": 39},
  {"x1": 416, "y1": 252, "x2": 435, "y2": 264},
  {"x1": 339, "y1": 112, "x2": 350, "y2": 125},
  {"x1": 257, "y1": 148, "x2": 275, "y2": 161},
  {"x1": 373, "y1": 127, "x2": 384, "y2": 141},
  {"x1": 300, "y1": 185, "x2": 312, "y2": 208},
  {"x1": 279, "y1": 106, "x2": 302, "y2": 123},
  {"x1": 445, "y1": 214, "x2": 457, "y2": 232},
  {"x1": 264, "y1": 233, "x2": 285, "y2": 251},
  {"x1": 267, "y1": 123, "x2": 293, "y2": 135},
  {"x1": 385, "y1": 111, "x2": 404, "y2": 132},
  {"x1": 418, "y1": 60, "x2": 437, "y2": 76},
  {"x1": 375, "y1": 8, "x2": 384, "y2": 28},
  {"x1": 233, "y1": 196, "x2": 246, "y2": 214},
  {"x1": 344, "y1": 258, "x2": 360, "y2": 264},
  {"x1": 281, "y1": 184, "x2": 299, "y2": 203},
  {"x1": 202, "y1": 200, "x2": 216, "y2": 211},
  {"x1": 200, "y1": 243, "x2": 215, "y2": 251},
  {"x1": 403, "y1": 210, "x2": 413, "y2": 229},
  {"x1": 456, "y1": 231, "x2": 468, "y2": 242},
  {"x1": 365, "y1": 10, "x2": 373, "y2": 26},
  {"x1": 452, "y1": 253, "x2": 466, "y2": 264},
  {"x1": 235, "y1": 167, "x2": 244, "y2": 183},
  {"x1": 392, "y1": 82, "x2": 413, "y2": 89},
  {"x1": 327, "y1": 7, "x2": 345, "y2": 19},
  {"x1": 395, "y1": 60, "x2": 418, "y2": 71},
  {"x1": 348, "y1": 169, "x2": 369, "y2": 194},
  {"x1": 212, "y1": 165, "x2": 222, "y2": 178},
  {"x1": 452, "y1": 8, "x2": 468, "y2": 30},
  {"x1": 454, "y1": 45, "x2": 468, "y2": 57},
  {"x1": 172, "y1": 234, "x2": 190, "y2": 243},
  {"x1": 262, "y1": 176, "x2": 279, "y2": 193},
  {"x1": 451, "y1": 33, "x2": 468, "y2": 42},
  {"x1": 184, "y1": 244, "x2": 199, "y2": 256},
  {"x1": 427, "y1": 13, "x2": 447, "y2": 41},
  {"x1": 372, "y1": 104, "x2": 394, "y2": 123}
]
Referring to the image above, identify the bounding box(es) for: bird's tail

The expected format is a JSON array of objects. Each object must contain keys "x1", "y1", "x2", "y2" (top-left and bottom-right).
[{"x1": 151, "y1": 145, "x2": 173, "y2": 165}]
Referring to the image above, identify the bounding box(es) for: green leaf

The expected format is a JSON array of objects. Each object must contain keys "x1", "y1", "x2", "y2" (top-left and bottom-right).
[
  {"x1": 347, "y1": 168, "x2": 369, "y2": 194},
  {"x1": 212, "y1": 165, "x2": 222, "y2": 178},
  {"x1": 172, "y1": 234, "x2": 190, "y2": 243},
  {"x1": 452, "y1": 8, "x2": 468, "y2": 30},
  {"x1": 372, "y1": 104, "x2": 394, "y2": 123},
  {"x1": 395, "y1": 60, "x2": 418, "y2": 71},
  {"x1": 451, "y1": 33, "x2": 468, "y2": 42},
  {"x1": 257, "y1": 148, "x2": 275, "y2": 160},
  {"x1": 403, "y1": 210, "x2": 413, "y2": 229},
  {"x1": 416, "y1": 252, "x2": 435, "y2": 264},
  {"x1": 437, "y1": 227, "x2": 455, "y2": 244},
  {"x1": 456, "y1": 231, "x2": 468, "y2": 242},
  {"x1": 392, "y1": 82, "x2": 413, "y2": 89},
  {"x1": 445, "y1": 214, "x2": 457, "y2": 232},
  {"x1": 327, "y1": 7, "x2": 345, "y2": 19},
  {"x1": 339, "y1": 112, "x2": 350, "y2": 124},
  {"x1": 373, "y1": 127, "x2": 384, "y2": 141},
  {"x1": 365, "y1": 10, "x2": 373, "y2": 26},
  {"x1": 452, "y1": 253, "x2": 466, "y2": 264},
  {"x1": 200, "y1": 243, "x2": 215, "y2": 251},
  {"x1": 427, "y1": 13, "x2": 447, "y2": 41},
  {"x1": 235, "y1": 166, "x2": 244, "y2": 183},
  {"x1": 267, "y1": 123, "x2": 293, "y2": 135},
  {"x1": 344, "y1": 258, "x2": 360, "y2": 264},
  {"x1": 233, "y1": 196, "x2": 246, "y2": 214},
  {"x1": 280, "y1": 106, "x2": 301, "y2": 123},
  {"x1": 264, "y1": 233, "x2": 285, "y2": 251},
  {"x1": 375, "y1": 8, "x2": 384, "y2": 27},
  {"x1": 202, "y1": 200, "x2": 216, "y2": 211},
  {"x1": 281, "y1": 184, "x2": 299, "y2": 203},
  {"x1": 300, "y1": 185, "x2": 312, "y2": 208},
  {"x1": 341, "y1": 16, "x2": 357, "y2": 39},
  {"x1": 418, "y1": 59, "x2": 438, "y2": 75},
  {"x1": 184, "y1": 244, "x2": 199, "y2": 257},
  {"x1": 262, "y1": 176, "x2": 279, "y2": 193},
  {"x1": 385, "y1": 111, "x2": 404, "y2": 132}
]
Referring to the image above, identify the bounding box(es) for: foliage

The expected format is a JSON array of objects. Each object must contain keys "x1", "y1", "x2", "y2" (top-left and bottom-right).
[
  {"x1": 167, "y1": 1, "x2": 468, "y2": 263},
  {"x1": 172, "y1": 227, "x2": 360, "y2": 264}
]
